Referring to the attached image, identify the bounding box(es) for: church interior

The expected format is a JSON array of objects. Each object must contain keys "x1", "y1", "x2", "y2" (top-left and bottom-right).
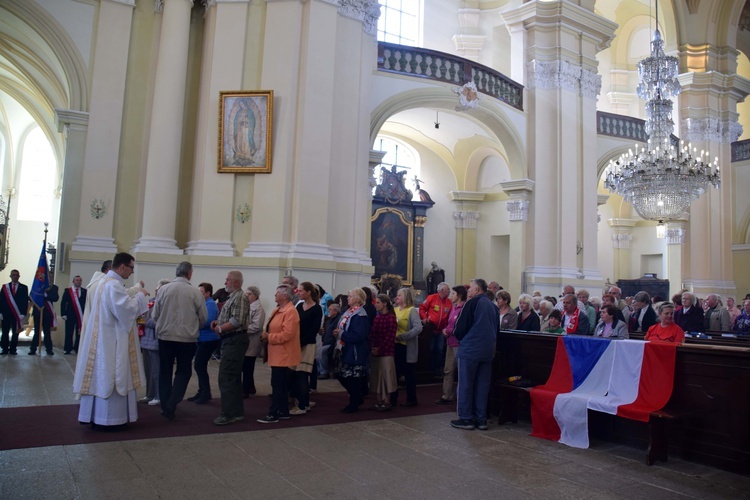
[{"x1": 1, "y1": 0, "x2": 750, "y2": 496}]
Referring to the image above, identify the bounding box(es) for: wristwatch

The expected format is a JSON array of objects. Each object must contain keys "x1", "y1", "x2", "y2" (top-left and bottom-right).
[{"x1": 217, "y1": 325, "x2": 223, "y2": 334}]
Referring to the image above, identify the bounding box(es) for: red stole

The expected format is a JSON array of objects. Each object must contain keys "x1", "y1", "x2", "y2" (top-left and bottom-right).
[
  {"x1": 564, "y1": 308, "x2": 580, "y2": 334},
  {"x1": 68, "y1": 287, "x2": 84, "y2": 329}
]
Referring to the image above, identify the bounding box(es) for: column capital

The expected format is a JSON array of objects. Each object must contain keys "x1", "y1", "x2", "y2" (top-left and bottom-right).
[
  {"x1": 666, "y1": 221, "x2": 687, "y2": 245},
  {"x1": 506, "y1": 199, "x2": 529, "y2": 222},
  {"x1": 453, "y1": 211, "x2": 480, "y2": 229},
  {"x1": 499, "y1": 178, "x2": 534, "y2": 198},
  {"x1": 338, "y1": 0, "x2": 381, "y2": 36},
  {"x1": 448, "y1": 191, "x2": 485, "y2": 203},
  {"x1": 54, "y1": 109, "x2": 89, "y2": 132}
]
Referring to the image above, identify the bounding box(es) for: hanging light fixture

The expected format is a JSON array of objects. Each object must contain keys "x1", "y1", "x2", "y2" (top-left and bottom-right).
[
  {"x1": 604, "y1": 0, "x2": 720, "y2": 221},
  {"x1": 656, "y1": 221, "x2": 666, "y2": 238}
]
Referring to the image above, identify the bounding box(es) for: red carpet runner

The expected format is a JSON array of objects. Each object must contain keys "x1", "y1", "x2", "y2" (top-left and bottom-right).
[{"x1": 0, "y1": 385, "x2": 448, "y2": 450}]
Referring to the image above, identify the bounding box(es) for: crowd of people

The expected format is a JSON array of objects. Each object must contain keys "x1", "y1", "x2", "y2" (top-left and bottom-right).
[{"x1": 3, "y1": 253, "x2": 748, "y2": 433}]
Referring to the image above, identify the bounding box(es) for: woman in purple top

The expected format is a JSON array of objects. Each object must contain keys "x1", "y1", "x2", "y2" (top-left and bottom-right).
[{"x1": 436, "y1": 285, "x2": 466, "y2": 405}]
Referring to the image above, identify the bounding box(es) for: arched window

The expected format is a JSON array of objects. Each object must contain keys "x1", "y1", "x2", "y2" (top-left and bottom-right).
[
  {"x1": 373, "y1": 135, "x2": 420, "y2": 195},
  {"x1": 377, "y1": 0, "x2": 421, "y2": 46},
  {"x1": 17, "y1": 127, "x2": 55, "y2": 222}
]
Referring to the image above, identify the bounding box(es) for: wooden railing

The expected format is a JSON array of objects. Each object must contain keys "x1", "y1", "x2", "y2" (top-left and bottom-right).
[
  {"x1": 731, "y1": 138, "x2": 750, "y2": 162},
  {"x1": 377, "y1": 42, "x2": 524, "y2": 111}
]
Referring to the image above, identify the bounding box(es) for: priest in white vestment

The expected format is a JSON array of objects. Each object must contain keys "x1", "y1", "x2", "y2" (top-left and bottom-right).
[{"x1": 74, "y1": 253, "x2": 149, "y2": 427}]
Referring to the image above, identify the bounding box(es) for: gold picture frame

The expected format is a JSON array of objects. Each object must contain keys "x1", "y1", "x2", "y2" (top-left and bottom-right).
[
  {"x1": 218, "y1": 90, "x2": 273, "y2": 173},
  {"x1": 370, "y1": 207, "x2": 413, "y2": 286}
]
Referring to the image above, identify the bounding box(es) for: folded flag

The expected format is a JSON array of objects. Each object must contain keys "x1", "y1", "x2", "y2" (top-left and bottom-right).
[{"x1": 530, "y1": 336, "x2": 677, "y2": 448}]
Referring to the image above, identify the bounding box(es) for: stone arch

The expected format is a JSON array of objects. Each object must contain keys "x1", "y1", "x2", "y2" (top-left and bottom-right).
[
  {"x1": 0, "y1": 0, "x2": 89, "y2": 112},
  {"x1": 370, "y1": 87, "x2": 526, "y2": 185}
]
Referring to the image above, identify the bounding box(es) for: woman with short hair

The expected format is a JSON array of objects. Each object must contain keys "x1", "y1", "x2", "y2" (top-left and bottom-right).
[
  {"x1": 369, "y1": 294, "x2": 397, "y2": 411},
  {"x1": 333, "y1": 288, "x2": 370, "y2": 413}
]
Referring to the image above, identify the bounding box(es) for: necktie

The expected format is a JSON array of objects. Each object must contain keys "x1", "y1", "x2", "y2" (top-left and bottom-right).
[
  {"x1": 12, "y1": 283, "x2": 16, "y2": 295},
  {"x1": 76, "y1": 288, "x2": 80, "y2": 298}
]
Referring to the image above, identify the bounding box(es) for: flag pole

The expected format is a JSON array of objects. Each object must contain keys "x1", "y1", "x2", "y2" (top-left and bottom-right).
[{"x1": 37, "y1": 223, "x2": 48, "y2": 353}]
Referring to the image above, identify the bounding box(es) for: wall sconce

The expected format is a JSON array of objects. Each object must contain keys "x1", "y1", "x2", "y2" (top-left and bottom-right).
[{"x1": 235, "y1": 203, "x2": 251, "y2": 224}]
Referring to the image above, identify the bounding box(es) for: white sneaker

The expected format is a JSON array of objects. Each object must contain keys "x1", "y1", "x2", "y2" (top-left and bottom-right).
[
  {"x1": 308, "y1": 401, "x2": 317, "y2": 408},
  {"x1": 289, "y1": 406, "x2": 307, "y2": 415},
  {"x1": 148, "y1": 399, "x2": 161, "y2": 406}
]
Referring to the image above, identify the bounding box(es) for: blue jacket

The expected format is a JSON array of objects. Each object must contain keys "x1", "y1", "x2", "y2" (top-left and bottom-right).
[
  {"x1": 340, "y1": 308, "x2": 370, "y2": 366},
  {"x1": 198, "y1": 298, "x2": 220, "y2": 342},
  {"x1": 453, "y1": 294, "x2": 498, "y2": 362}
]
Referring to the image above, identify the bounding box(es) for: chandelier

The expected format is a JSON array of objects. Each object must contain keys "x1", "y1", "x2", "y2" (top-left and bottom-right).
[{"x1": 604, "y1": 4, "x2": 720, "y2": 222}]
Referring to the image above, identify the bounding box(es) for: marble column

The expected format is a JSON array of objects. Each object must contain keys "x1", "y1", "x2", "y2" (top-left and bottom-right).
[
  {"x1": 131, "y1": 0, "x2": 193, "y2": 255},
  {"x1": 501, "y1": 179, "x2": 534, "y2": 298},
  {"x1": 184, "y1": 0, "x2": 250, "y2": 256},
  {"x1": 678, "y1": 68, "x2": 750, "y2": 296},
  {"x1": 54, "y1": 109, "x2": 88, "y2": 280},
  {"x1": 449, "y1": 191, "x2": 484, "y2": 286},
  {"x1": 502, "y1": 1, "x2": 615, "y2": 291},
  {"x1": 608, "y1": 218, "x2": 636, "y2": 281},
  {"x1": 70, "y1": 0, "x2": 135, "y2": 254}
]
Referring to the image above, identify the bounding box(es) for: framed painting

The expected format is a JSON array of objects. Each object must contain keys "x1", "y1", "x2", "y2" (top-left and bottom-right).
[
  {"x1": 218, "y1": 90, "x2": 273, "y2": 173},
  {"x1": 370, "y1": 207, "x2": 413, "y2": 286}
]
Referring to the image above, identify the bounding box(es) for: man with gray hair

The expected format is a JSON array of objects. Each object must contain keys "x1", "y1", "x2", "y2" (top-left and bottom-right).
[
  {"x1": 282, "y1": 275, "x2": 300, "y2": 303},
  {"x1": 704, "y1": 293, "x2": 731, "y2": 332},
  {"x1": 153, "y1": 261, "x2": 207, "y2": 420},
  {"x1": 674, "y1": 292, "x2": 704, "y2": 333},
  {"x1": 211, "y1": 270, "x2": 250, "y2": 425},
  {"x1": 419, "y1": 281, "x2": 452, "y2": 376}
]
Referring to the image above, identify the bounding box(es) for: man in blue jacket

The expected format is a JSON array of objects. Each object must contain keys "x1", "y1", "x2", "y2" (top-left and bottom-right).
[{"x1": 451, "y1": 278, "x2": 498, "y2": 430}]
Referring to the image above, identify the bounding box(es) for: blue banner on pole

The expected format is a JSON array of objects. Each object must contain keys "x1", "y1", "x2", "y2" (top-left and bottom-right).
[{"x1": 30, "y1": 243, "x2": 49, "y2": 309}]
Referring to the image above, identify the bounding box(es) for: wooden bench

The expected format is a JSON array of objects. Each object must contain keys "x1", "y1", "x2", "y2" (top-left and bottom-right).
[{"x1": 497, "y1": 381, "x2": 691, "y2": 466}]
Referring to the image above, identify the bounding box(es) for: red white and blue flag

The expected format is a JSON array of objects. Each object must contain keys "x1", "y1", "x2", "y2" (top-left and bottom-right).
[{"x1": 530, "y1": 336, "x2": 677, "y2": 448}]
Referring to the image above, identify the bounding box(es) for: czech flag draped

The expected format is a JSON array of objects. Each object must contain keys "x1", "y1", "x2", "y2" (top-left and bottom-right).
[
  {"x1": 530, "y1": 336, "x2": 677, "y2": 448},
  {"x1": 29, "y1": 243, "x2": 50, "y2": 310}
]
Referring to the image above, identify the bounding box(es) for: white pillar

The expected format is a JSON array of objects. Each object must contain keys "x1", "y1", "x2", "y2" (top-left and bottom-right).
[
  {"x1": 184, "y1": 0, "x2": 251, "y2": 256},
  {"x1": 131, "y1": 0, "x2": 193, "y2": 255},
  {"x1": 70, "y1": 0, "x2": 135, "y2": 253}
]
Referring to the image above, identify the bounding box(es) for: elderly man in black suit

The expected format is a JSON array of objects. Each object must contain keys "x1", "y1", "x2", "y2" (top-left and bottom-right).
[
  {"x1": 61, "y1": 275, "x2": 87, "y2": 354},
  {"x1": 0, "y1": 269, "x2": 29, "y2": 355},
  {"x1": 674, "y1": 292, "x2": 704, "y2": 333}
]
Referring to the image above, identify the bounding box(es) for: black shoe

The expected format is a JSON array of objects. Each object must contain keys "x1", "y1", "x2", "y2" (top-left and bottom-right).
[
  {"x1": 64, "y1": 351, "x2": 71, "y2": 355},
  {"x1": 0, "y1": 350, "x2": 8, "y2": 355},
  {"x1": 475, "y1": 420, "x2": 489, "y2": 431},
  {"x1": 187, "y1": 393, "x2": 201, "y2": 402},
  {"x1": 341, "y1": 406, "x2": 358, "y2": 414},
  {"x1": 28, "y1": 351, "x2": 36, "y2": 355},
  {"x1": 195, "y1": 396, "x2": 211, "y2": 404},
  {"x1": 248, "y1": 385, "x2": 256, "y2": 395},
  {"x1": 161, "y1": 410, "x2": 175, "y2": 421},
  {"x1": 47, "y1": 351, "x2": 54, "y2": 356},
  {"x1": 434, "y1": 398, "x2": 454, "y2": 405},
  {"x1": 317, "y1": 374, "x2": 330, "y2": 380},
  {"x1": 450, "y1": 418, "x2": 475, "y2": 430},
  {"x1": 9, "y1": 351, "x2": 17, "y2": 355},
  {"x1": 400, "y1": 400, "x2": 418, "y2": 407}
]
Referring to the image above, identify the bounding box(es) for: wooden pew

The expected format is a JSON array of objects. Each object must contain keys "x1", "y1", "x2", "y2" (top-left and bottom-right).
[{"x1": 492, "y1": 332, "x2": 750, "y2": 474}]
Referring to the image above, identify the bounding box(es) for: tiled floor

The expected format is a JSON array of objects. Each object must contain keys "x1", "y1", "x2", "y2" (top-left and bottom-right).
[{"x1": 1, "y1": 344, "x2": 749, "y2": 499}]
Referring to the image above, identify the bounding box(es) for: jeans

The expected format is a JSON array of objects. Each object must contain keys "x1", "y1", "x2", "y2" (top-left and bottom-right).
[
  {"x1": 456, "y1": 357, "x2": 492, "y2": 422},
  {"x1": 194, "y1": 339, "x2": 220, "y2": 398},
  {"x1": 218, "y1": 335, "x2": 248, "y2": 419},
  {"x1": 141, "y1": 348, "x2": 160, "y2": 400},
  {"x1": 430, "y1": 331, "x2": 446, "y2": 374},
  {"x1": 158, "y1": 340, "x2": 197, "y2": 414}
]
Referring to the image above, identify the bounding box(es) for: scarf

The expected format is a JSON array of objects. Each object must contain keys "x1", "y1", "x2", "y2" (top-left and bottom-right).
[{"x1": 564, "y1": 308, "x2": 580, "y2": 334}]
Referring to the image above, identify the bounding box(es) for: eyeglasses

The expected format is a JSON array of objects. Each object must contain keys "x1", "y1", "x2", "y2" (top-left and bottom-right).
[{"x1": 125, "y1": 264, "x2": 135, "y2": 270}]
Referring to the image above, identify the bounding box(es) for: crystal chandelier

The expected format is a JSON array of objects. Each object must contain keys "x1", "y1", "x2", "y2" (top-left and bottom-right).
[{"x1": 604, "y1": 3, "x2": 720, "y2": 222}]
